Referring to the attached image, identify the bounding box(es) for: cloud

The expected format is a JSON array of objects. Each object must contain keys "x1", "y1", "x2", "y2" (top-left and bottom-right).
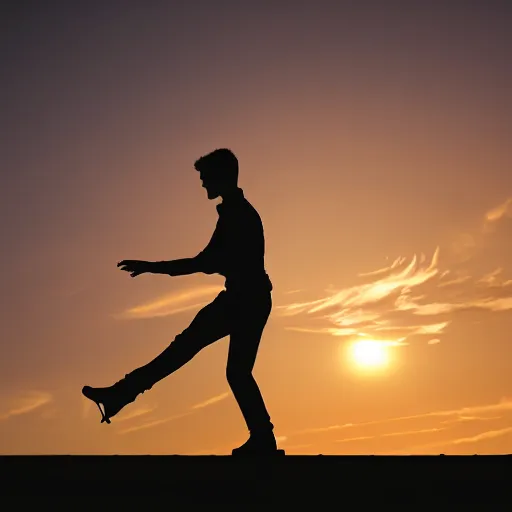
[
  {"x1": 477, "y1": 267, "x2": 503, "y2": 285},
  {"x1": 357, "y1": 256, "x2": 408, "y2": 277},
  {"x1": 335, "y1": 427, "x2": 446, "y2": 443},
  {"x1": 0, "y1": 391, "x2": 53, "y2": 421},
  {"x1": 449, "y1": 426, "x2": 512, "y2": 445},
  {"x1": 440, "y1": 415, "x2": 501, "y2": 425},
  {"x1": 293, "y1": 397, "x2": 512, "y2": 436},
  {"x1": 191, "y1": 392, "x2": 230, "y2": 409},
  {"x1": 277, "y1": 249, "x2": 447, "y2": 342},
  {"x1": 485, "y1": 197, "x2": 512, "y2": 223},
  {"x1": 115, "y1": 406, "x2": 155, "y2": 422},
  {"x1": 438, "y1": 275, "x2": 472, "y2": 287},
  {"x1": 395, "y1": 426, "x2": 512, "y2": 454},
  {"x1": 114, "y1": 284, "x2": 223, "y2": 319},
  {"x1": 118, "y1": 411, "x2": 192, "y2": 435},
  {"x1": 278, "y1": 248, "x2": 440, "y2": 317},
  {"x1": 118, "y1": 390, "x2": 230, "y2": 434},
  {"x1": 396, "y1": 293, "x2": 512, "y2": 316},
  {"x1": 276, "y1": 197, "x2": 512, "y2": 345},
  {"x1": 277, "y1": 245, "x2": 512, "y2": 344}
]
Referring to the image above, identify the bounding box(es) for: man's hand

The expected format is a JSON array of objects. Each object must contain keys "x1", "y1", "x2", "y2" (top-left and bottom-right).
[{"x1": 117, "y1": 260, "x2": 151, "y2": 278}]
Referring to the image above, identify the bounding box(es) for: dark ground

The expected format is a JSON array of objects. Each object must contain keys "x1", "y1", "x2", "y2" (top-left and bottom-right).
[{"x1": 1, "y1": 455, "x2": 509, "y2": 504}]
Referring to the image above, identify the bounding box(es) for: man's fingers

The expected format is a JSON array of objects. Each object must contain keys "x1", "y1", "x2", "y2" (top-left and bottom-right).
[
  {"x1": 118, "y1": 260, "x2": 138, "y2": 267},
  {"x1": 118, "y1": 260, "x2": 144, "y2": 276}
]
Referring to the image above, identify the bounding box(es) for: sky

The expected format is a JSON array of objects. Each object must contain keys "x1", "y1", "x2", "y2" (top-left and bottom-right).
[{"x1": 1, "y1": 1, "x2": 511, "y2": 455}]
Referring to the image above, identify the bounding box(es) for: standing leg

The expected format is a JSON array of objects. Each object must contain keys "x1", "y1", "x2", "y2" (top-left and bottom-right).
[
  {"x1": 82, "y1": 292, "x2": 231, "y2": 423},
  {"x1": 225, "y1": 290, "x2": 277, "y2": 454}
]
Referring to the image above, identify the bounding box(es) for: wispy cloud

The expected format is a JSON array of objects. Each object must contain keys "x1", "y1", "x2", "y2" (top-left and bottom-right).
[
  {"x1": 277, "y1": 252, "x2": 512, "y2": 344},
  {"x1": 115, "y1": 406, "x2": 155, "y2": 422},
  {"x1": 277, "y1": 249, "x2": 448, "y2": 342},
  {"x1": 357, "y1": 256, "x2": 407, "y2": 277},
  {"x1": 485, "y1": 197, "x2": 512, "y2": 223},
  {"x1": 276, "y1": 198, "x2": 512, "y2": 345},
  {"x1": 440, "y1": 415, "x2": 502, "y2": 425},
  {"x1": 0, "y1": 391, "x2": 53, "y2": 421},
  {"x1": 394, "y1": 426, "x2": 512, "y2": 454},
  {"x1": 114, "y1": 284, "x2": 223, "y2": 319},
  {"x1": 293, "y1": 397, "x2": 512, "y2": 436},
  {"x1": 118, "y1": 412, "x2": 192, "y2": 435},
  {"x1": 335, "y1": 427, "x2": 445, "y2": 443},
  {"x1": 477, "y1": 267, "x2": 503, "y2": 285},
  {"x1": 118, "y1": 390, "x2": 230, "y2": 434},
  {"x1": 438, "y1": 275, "x2": 471, "y2": 287},
  {"x1": 191, "y1": 392, "x2": 230, "y2": 409},
  {"x1": 450, "y1": 426, "x2": 512, "y2": 445},
  {"x1": 278, "y1": 247, "x2": 440, "y2": 317}
]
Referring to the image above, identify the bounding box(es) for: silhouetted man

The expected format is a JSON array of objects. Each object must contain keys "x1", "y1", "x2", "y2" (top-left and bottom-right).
[{"x1": 82, "y1": 149, "x2": 279, "y2": 455}]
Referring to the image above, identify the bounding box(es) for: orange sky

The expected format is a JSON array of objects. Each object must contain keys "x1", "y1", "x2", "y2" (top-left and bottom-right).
[{"x1": 1, "y1": 2, "x2": 512, "y2": 455}]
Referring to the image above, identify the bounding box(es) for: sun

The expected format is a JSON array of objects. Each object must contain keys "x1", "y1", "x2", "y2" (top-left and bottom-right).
[{"x1": 350, "y1": 340, "x2": 389, "y2": 369}]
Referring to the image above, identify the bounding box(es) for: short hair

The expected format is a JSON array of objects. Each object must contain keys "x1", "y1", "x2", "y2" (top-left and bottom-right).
[{"x1": 194, "y1": 148, "x2": 239, "y2": 185}]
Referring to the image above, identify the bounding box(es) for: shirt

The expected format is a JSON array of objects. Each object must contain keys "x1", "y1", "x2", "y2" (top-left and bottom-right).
[{"x1": 194, "y1": 187, "x2": 273, "y2": 292}]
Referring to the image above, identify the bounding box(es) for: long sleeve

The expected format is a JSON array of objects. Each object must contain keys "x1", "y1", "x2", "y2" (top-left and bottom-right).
[{"x1": 194, "y1": 220, "x2": 222, "y2": 275}]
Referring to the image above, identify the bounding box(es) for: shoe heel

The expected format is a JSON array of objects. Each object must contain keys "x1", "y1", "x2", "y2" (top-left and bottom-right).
[{"x1": 95, "y1": 401, "x2": 111, "y2": 424}]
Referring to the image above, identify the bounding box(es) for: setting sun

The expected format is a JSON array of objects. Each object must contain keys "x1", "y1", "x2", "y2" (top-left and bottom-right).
[{"x1": 350, "y1": 341, "x2": 389, "y2": 369}]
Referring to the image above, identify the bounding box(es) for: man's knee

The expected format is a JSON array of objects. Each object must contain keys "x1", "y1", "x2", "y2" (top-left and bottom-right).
[{"x1": 226, "y1": 365, "x2": 252, "y2": 388}]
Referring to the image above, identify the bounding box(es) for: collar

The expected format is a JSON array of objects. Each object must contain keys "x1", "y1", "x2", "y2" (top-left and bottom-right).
[{"x1": 216, "y1": 187, "x2": 244, "y2": 214}]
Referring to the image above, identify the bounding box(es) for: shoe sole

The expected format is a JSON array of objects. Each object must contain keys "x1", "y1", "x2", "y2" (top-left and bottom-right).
[{"x1": 231, "y1": 449, "x2": 286, "y2": 456}]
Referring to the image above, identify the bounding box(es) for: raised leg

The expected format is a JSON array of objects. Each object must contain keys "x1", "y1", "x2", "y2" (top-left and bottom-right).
[{"x1": 82, "y1": 291, "x2": 231, "y2": 423}]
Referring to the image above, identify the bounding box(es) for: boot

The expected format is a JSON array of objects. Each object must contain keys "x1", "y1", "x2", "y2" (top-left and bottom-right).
[
  {"x1": 231, "y1": 428, "x2": 283, "y2": 456},
  {"x1": 82, "y1": 371, "x2": 152, "y2": 424}
]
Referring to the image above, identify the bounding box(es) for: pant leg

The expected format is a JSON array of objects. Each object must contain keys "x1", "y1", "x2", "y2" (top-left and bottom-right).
[
  {"x1": 130, "y1": 291, "x2": 231, "y2": 390},
  {"x1": 225, "y1": 289, "x2": 273, "y2": 433}
]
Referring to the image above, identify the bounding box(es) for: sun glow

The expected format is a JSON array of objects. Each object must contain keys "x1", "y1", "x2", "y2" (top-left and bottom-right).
[{"x1": 350, "y1": 340, "x2": 390, "y2": 369}]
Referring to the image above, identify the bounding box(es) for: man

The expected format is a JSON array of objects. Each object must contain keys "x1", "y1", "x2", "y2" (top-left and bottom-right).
[{"x1": 82, "y1": 148, "x2": 280, "y2": 455}]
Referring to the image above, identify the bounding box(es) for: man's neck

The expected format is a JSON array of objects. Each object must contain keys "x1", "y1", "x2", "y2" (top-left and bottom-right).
[{"x1": 220, "y1": 187, "x2": 243, "y2": 203}]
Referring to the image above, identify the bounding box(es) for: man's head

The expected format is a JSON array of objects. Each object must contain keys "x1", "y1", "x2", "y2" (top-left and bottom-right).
[{"x1": 194, "y1": 148, "x2": 239, "y2": 200}]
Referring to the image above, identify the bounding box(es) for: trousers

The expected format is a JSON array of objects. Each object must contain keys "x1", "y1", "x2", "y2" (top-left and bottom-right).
[{"x1": 130, "y1": 288, "x2": 273, "y2": 433}]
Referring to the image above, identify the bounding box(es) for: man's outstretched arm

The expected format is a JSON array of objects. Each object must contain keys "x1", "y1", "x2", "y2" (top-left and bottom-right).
[
  {"x1": 117, "y1": 257, "x2": 203, "y2": 277},
  {"x1": 149, "y1": 258, "x2": 202, "y2": 276},
  {"x1": 118, "y1": 250, "x2": 216, "y2": 278},
  {"x1": 118, "y1": 222, "x2": 220, "y2": 278},
  {"x1": 153, "y1": 223, "x2": 220, "y2": 276}
]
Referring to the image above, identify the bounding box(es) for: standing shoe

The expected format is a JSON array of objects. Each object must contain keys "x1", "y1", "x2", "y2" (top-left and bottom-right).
[{"x1": 231, "y1": 429, "x2": 284, "y2": 456}]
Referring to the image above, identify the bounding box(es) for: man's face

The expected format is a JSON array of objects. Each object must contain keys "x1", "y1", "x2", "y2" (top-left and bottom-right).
[{"x1": 200, "y1": 170, "x2": 221, "y2": 200}]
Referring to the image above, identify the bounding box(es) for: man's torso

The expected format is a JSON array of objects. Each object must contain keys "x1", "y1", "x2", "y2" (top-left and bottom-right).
[{"x1": 196, "y1": 188, "x2": 272, "y2": 293}]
